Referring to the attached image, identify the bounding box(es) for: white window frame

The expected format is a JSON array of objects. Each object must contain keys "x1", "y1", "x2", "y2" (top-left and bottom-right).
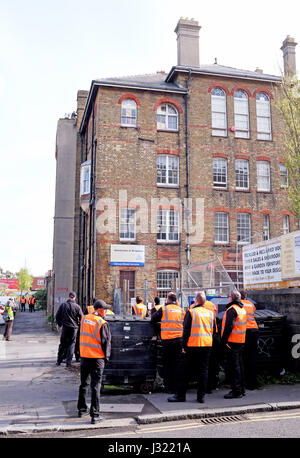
[
  {"x1": 213, "y1": 157, "x2": 227, "y2": 188},
  {"x1": 256, "y1": 92, "x2": 272, "y2": 141},
  {"x1": 121, "y1": 99, "x2": 137, "y2": 127},
  {"x1": 235, "y1": 159, "x2": 249, "y2": 190},
  {"x1": 157, "y1": 155, "x2": 179, "y2": 187},
  {"x1": 214, "y1": 212, "x2": 229, "y2": 244},
  {"x1": 157, "y1": 209, "x2": 180, "y2": 243},
  {"x1": 263, "y1": 214, "x2": 270, "y2": 241},
  {"x1": 156, "y1": 270, "x2": 179, "y2": 298},
  {"x1": 283, "y1": 215, "x2": 290, "y2": 235},
  {"x1": 211, "y1": 87, "x2": 227, "y2": 137},
  {"x1": 257, "y1": 161, "x2": 271, "y2": 192},
  {"x1": 157, "y1": 103, "x2": 178, "y2": 131},
  {"x1": 80, "y1": 160, "x2": 91, "y2": 195},
  {"x1": 237, "y1": 213, "x2": 251, "y2": 243},
  {"x1": 119, "y1": 207, "x2": 136, "y2": 241},
  {"x1": 234, "y1": 89, "x2": 250, "y2": 139},
  {"x1": 280, "y1": 163, "x2": 288, "y2": 188}
]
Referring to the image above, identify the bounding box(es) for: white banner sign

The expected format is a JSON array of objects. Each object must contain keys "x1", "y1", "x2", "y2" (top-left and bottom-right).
[
  {"x1": 110, "y1": 244, "x2": 145, "y2": 266},
  {"x1": 243, "y1": 238, "x2": 282, "y2": 287}
]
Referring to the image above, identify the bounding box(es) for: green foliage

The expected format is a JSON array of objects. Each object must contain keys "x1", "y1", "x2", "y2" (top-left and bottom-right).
[
  {"x1": 17, "y1": 267, "x2": 33, "y2": 292},
  {"x1": 34, "y1": 288, "x2": 47, "y2": 309},
  {"x1": 275, "y1": 74, "x2": 300, "y2": 218}
]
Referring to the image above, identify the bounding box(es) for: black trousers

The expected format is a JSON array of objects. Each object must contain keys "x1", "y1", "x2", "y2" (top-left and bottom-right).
[
  {"x1": 178, "y1": 347, "x2": 211, "y2": 400},
  {"x1": 225, "y1": 342, "x2": 245, "y2": 395},
  {"x1": 57, "y1": 326, "x2": 78, "y2": 365},
  {"x1": 77, "y1": 357, "x2": 105, "y2": 418},
  {"x1": 244, "y1": 329, "x2": 259, "y2": 389},
  {"x1": 207, "y1": 334, "x2": 221, "y2": 390},
  {"x1": 21, "y1": 304, "x2": 25, "y2": 311},
  {"x1": 161, "y1": 337, "x2": 183, "y2": 392}
]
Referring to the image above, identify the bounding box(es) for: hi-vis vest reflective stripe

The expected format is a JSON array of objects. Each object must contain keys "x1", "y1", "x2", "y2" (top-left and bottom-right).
[
  {"x1": 80, "y1": 314, "x2": 106, "y2": 359},
  {"x1": 221, "y1": 305, "x2": 247, "y2": 344},
  {"x1": 241, "y1": 300, "x2": 258, "y2": 330},
  {"x1": 187, "y1": 307, "x2": 214, "y2": 347},
  {"x1": 204, "y1": 300, "x2": 218, "y2": 334},
  {"x1": 132, "y1": 303, "x2": 147, "y2": 318},
  {"x1": 204, "y1": 300, "x2": 218, "y2": 318},
  {"x1": 86, "y1": 305, "x2": 95, "y2": 314},
  {"x1": 161, "y1": 304, "x2": 184, "y2": 340}
]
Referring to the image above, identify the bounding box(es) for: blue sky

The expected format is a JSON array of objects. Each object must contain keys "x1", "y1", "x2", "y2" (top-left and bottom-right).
[{"x1": 0, "y1": 0, "x2": 299, "y2": 276}]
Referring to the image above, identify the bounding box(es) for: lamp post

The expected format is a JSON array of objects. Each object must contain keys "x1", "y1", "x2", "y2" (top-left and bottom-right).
[{"x1": 235, "y1": 231, "x2": 264, "y2": 290}]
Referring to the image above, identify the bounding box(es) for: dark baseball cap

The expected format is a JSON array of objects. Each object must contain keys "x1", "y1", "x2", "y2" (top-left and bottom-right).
[{"x1": 94, "y1": 299, "x2": 111, "y2": 310}]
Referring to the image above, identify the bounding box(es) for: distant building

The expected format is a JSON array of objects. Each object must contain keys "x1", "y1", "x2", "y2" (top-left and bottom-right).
[
  {"x1": 32, "y1": 277, "x2": 46, "y2": 291},
  {"x1": 53, "y1": 18, "x2": 298, "y2": 309}
]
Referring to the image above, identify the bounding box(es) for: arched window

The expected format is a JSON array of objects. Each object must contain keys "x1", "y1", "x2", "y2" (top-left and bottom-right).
[
  {"x1": 211, "y1": 87, "x2": 227, "y2": 136},
  {"x1": 234, "y1": 89, "x2": 250, "y2": 138},
  {"x1": 157, "y1": 103, "x2": 178, "y2": 131},
  {"x1": 121, "y1": 99, "x2": 137, "y2": 126},
  {"x1": 256, "y1": 92, "x2": 272, "y2": 140}
]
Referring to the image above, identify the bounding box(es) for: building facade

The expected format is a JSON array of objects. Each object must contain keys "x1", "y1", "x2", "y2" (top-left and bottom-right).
[{"x1": 59, "y1": 18, "x2": 298, "y2": 308}]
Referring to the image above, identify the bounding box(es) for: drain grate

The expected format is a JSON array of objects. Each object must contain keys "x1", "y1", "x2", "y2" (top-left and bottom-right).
[
  {"x1": 201, "y1": 415, "x2": 246, "y2": 425},
  {"x1": 0, "y1": 405, "x2": 26, "y2": 416}
]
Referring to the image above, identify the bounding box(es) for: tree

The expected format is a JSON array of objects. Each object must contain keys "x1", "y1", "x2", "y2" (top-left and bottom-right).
[
  {"x1": 275, "y1": 74, "x2": 300, "y2": 219},
  {"x1": 34, "y1": 289, "x2": 47, "y2": 309},
  {"x1": 17, "y1": 267, "x2": 33, "y2": 294}
]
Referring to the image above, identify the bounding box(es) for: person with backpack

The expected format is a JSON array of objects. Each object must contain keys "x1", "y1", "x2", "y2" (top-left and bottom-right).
[{"x1": 3, "y1": 299, "x2": 15, "y2": 341}]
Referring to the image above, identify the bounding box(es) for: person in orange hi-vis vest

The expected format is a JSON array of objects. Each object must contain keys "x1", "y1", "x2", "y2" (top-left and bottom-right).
[
  {"x1": 168, "y1": 290, "x2": 215, "y2": 404},
  {"x1": 190, "y1": 297, "x2": 220, "y2": 393},
  {"x1": 151, "y1": 292, "x2": 184, "y2": 395},
  {"x1": 131, "y1": 296, "x2": 148, "y2": 318},
  {"x1": 77, "y1": 299, "x2": 112, "y2": 425},
  {"x1": 85, "y1": 305, "x2": 95, "y2": 314},
  {"x1": 221, "y1": 290, "x2": 247, "y2": 399},
  {"x1": 240, "y1": 290, "x2": 259, "y2": 390},
  {"x1": 20, "y1": 296, "x2": 26, "y2": 312}
]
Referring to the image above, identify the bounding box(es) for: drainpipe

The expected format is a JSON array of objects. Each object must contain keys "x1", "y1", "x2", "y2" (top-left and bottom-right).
[
  {"x1": 184, "y1": 70, "x2": 192, "y2": 267},
  {"x1": 87, "y1": 104, "x2": 95, "y2": 306}
]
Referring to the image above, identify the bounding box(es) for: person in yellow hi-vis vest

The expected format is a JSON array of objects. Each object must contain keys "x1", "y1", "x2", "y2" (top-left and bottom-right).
[
  {"x1": 77, "y1": 299, "x2": 112, "y2": 425},
  {"x1": 221, "y1": 290, "x2": 247, "y2": 399}
]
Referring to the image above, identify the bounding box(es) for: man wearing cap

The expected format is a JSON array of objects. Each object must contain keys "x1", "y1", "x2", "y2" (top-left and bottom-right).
[
  {"x1": 55, "y1": 292, "x2": 83, "y2": 367},
  {"x1": 77, "y1": 299, "x2": 112, "y2": 424}
]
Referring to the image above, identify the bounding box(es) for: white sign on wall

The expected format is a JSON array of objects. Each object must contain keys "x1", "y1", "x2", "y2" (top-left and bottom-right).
[
  {"x1": 242, "y1": 238, "x2": 282, "y2": 288},
  {"x1": 110, "y1": 244, "x2": 145, "y2": 266}
]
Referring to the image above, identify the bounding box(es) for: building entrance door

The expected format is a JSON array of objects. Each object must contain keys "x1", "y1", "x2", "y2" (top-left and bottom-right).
[{"x1": 120, "y1": 271, "x2": 136, "y2": 299}]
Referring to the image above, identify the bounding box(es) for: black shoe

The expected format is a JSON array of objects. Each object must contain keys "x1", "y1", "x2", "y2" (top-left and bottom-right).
[
  {"x1": 56, "y1": 362, "x2": 61, "y2": 366},
  {"x1": 167, "y1": 395, "x2": 186, "y2": 402},
  {"x1": 66, "y1": 363, "x2": 72, "y2": 367},
  {"x1": 197, "y1": 397, "x2": 205, "y2": 403},
  {"x1": 91, "y1": 415, "x2": 104, "y2": 424},
  {"x1": 224, "y1": 391, "x2": 243, "y2": 399},
  {"x1": 78, "y1": 409, "x2": 88, "y2": 418}
]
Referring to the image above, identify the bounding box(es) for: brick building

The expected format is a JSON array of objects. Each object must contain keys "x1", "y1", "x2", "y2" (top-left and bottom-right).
[{"x1": 61, "y1": 18, "x2": 298, "y2": 308}]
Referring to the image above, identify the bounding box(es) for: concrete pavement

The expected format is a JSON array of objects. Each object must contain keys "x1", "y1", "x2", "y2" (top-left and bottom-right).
[{"x1": 1, "y1": 309, "x2": 300, "y2": 435}]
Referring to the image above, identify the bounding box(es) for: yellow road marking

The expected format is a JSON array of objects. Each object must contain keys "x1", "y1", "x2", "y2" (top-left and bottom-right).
[{"x1": 87, "y1": 412, "x2": 300, "y2": 438}]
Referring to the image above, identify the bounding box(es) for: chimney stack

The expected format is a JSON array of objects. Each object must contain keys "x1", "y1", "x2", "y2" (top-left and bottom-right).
[
  {"x1": 281, "y1": 36, "x2": 297, "y2": 77},
  {"x1": 174, "y1": 17, "x2": 201, "y2": 67}
]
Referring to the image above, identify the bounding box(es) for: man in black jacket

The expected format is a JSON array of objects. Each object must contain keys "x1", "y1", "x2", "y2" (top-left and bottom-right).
[
  {"x1": 55, "y1": 292, "x2": 83, "y2": 367},
  {"x1": 221, "y1": 290, "x2": 247, "y2": 399}
]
